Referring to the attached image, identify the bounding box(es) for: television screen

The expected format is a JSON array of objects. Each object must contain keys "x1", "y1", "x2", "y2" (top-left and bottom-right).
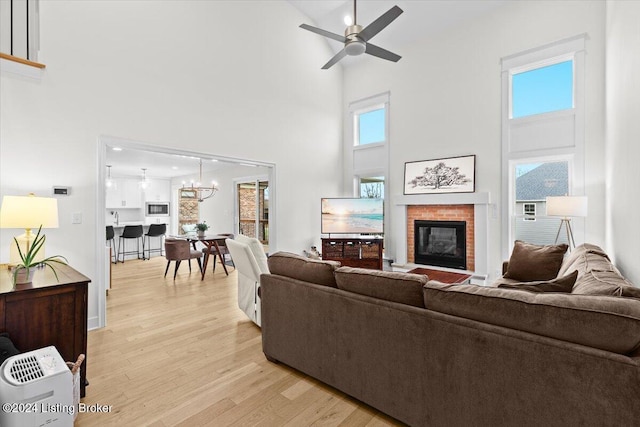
[{"x1": 321, "y1": 198, "x2": 384, "y2": 234}]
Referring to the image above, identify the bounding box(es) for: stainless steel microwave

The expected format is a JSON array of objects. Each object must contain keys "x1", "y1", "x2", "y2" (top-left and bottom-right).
[{"x1": 146, "y1": 202, "x2": 170, "y2": 216}]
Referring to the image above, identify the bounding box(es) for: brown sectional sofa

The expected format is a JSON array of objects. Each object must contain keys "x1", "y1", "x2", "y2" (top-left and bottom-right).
[{"x1": 260, "y1": 244, "x2": 640, "y2": 426}]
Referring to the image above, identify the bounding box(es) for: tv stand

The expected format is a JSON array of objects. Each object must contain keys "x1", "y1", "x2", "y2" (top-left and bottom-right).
[{"x1": 321, "y1": 238, "x2": 383, "y2": 270}]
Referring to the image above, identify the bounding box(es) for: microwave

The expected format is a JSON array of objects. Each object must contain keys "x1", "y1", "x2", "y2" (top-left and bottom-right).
[{"x1": 146, "y1": 202, "x2": 170, "y2": 216}]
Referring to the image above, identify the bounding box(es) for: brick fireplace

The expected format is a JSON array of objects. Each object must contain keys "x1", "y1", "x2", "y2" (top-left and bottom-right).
[{"x1": 407, "y1": 205, "x2": 475, "y2": 271}]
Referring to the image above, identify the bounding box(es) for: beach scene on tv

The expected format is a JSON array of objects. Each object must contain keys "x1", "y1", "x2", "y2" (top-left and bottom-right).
[{"x1": 321, "y1": 198, "x2": 384, "y2": 234}]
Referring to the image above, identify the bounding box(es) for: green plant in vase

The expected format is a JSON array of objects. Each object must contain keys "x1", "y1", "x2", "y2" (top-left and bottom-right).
[
  {"x1": 13, "y1": 225, "x2": 68, "y2": 284},
  {"x1": 195, "y1": 222, "x2": 209, "y2": 237}
]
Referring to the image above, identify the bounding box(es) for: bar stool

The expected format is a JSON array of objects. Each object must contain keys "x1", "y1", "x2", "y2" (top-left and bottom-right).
[
  {"x1": 117, "y1": 225, "x2": 144, "y2": 263},
  {"x1": 106, "y1": 226, "x2": 116, "y2": 263},
  {"x1": 144, "y1": 223, "x2": 167, "y2": 260}
]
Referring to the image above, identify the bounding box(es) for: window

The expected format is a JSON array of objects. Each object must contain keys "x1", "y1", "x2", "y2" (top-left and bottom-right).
[
  {"x1": 501, "y1": 35, "x2": 586, "y2": 259},
  {"x1": 511, "y1": 60, "x2": 574, "y2": 118},
  {"x1": 359, "y1": 176, "x2": 385, "y2": 199},
  {"x1": 523, "y1": 203, "x2": 536, "y2": 221},
  {"x1": 355, "y1": 106, "x2": 385, "y2": 146},
  {"x1": 513, "y1": 160, "x2": 570, "y2": 245}
]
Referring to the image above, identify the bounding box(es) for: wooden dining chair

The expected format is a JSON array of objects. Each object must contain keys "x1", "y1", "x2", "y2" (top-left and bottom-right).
[
  {"x1": 164, "y1": 238, "x2": 203, "y2": 280},
  {"x1": 201, "y1": 233, "x2": 234, "y2": 273}
]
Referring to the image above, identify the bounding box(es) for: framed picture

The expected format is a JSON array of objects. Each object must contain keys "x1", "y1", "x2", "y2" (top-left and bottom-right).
[{"x1": 404, "y1": 155, "x2": 476, "y2": 195}]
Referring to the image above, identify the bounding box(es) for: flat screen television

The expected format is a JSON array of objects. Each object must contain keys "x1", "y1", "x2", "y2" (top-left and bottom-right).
[{"x1": 321, "y1": 198, "x2": 384, "y2": 235}]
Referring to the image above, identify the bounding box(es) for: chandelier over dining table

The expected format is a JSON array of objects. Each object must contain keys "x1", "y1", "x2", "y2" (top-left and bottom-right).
[{"x1": 182, "y1": 158, "x2": 219, "y2": 202}]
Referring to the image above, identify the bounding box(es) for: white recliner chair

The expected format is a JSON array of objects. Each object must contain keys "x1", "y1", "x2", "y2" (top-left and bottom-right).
[{"x1": 226, "y1": 234, "x2": 269, "y2": 326}]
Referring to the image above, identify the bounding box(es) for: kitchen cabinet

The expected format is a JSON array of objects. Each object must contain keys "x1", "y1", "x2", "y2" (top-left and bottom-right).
[
  {"x1": 106, "y1": 178, "x2": 142, "y2": 209},
  {"x1": 144, "y1": 178, "x2": 171, "y2": 203}
]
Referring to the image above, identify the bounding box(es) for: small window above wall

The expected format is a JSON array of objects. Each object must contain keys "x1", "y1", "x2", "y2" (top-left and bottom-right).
[
  {"x1": 511, "y1": 59, "x2": 574, "y2": 119},
  {"x1": 523, "y1": 203, "x2": 536, "y2": 221},
  {"x1": 355, "y1": 106, "x2": 386, "y2": 146}
]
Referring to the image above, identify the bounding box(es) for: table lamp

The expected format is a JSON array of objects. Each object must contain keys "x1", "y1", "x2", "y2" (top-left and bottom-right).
[
  {"x1": 0, "y1": 193, "x2": 59, "y2": 264},
  {"x1": 546, "y1": 195, "x2": 587, "y2": 250}
]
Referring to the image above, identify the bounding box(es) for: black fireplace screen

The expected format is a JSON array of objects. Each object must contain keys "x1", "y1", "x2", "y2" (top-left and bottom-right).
[{"x1": 415, "y1": 220, "x2": 466, "y2": 270}]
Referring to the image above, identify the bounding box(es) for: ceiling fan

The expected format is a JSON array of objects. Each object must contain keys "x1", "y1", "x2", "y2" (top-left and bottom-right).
[{"x1": 300, "y1": 0, "x2": 403, "y2": 69}]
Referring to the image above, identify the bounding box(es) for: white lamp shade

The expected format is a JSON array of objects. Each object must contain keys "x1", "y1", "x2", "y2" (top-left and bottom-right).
[
  {"x1": 0, "y1": 194, "x2": 59, "y2": 229},
  {"x1": 546, "y1": 196, "x2": 588, "y2": 217}
]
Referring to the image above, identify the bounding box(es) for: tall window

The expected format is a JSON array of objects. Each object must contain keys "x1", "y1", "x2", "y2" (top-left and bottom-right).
[
  {"x1": 359, "y1": 176, "x2": 385, "y2": 199},
  {"x1": 355, "y1": 106, "x2": 386, "y2": 146},
  {"x1": 501, "y1": 35, "x2": 586, "y2": 259}
]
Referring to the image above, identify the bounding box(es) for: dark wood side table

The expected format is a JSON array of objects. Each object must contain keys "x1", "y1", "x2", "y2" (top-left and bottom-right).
[{"x1": 0, "y1": 263, "x2": 91, "y2": 397}]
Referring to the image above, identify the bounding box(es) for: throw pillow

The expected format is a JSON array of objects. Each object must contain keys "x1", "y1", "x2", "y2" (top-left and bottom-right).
[
  {"x1": 498, "y1": 270, "x2": 578, "y2": 293},
  {"x1": 503, "y1": 240, "x2": 568, "y2": 282}
]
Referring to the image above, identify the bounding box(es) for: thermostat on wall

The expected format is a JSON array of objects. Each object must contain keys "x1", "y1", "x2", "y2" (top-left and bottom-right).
[{"x1": 53, "y1": 186, "x2": 71, "y2": 196}]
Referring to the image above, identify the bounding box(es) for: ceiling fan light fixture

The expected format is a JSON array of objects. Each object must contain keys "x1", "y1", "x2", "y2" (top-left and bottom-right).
[{"x1": 345, "y1": 40, "x2": 366, "y2": 56}]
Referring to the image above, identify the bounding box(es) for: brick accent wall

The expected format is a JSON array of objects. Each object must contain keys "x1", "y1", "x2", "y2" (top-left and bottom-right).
[{"x1": 407, "y1": 205, "x2": 475, "y2": 271}]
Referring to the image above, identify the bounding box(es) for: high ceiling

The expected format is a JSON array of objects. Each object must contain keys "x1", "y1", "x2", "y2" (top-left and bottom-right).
[
  {"x1": 288, "y1": 0, "x2": 509, "y2": 66},
  {"x1": 106, "y1": 1, "x2": 510, "y2": 177}
]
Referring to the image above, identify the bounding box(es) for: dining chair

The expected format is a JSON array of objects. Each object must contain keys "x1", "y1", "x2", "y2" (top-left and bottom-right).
[
  {"x1": 164, "y1": 238, "x2": 203, "y2": 280},
  {"x1": 201, "y1": 233, "x2": 234, "y2": 273},
  {"x1": 144, "y1": 223, "x2": 167, "y2": 260}
]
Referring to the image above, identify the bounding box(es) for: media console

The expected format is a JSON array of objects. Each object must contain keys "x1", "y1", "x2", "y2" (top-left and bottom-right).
[{"x1": 321, "y1": 237, "x2": 383, "y2": 270}]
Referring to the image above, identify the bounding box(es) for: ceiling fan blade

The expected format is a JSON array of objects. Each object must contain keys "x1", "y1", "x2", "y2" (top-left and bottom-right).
[
  {"x1": 300, "y1": 24, "x2": 347, "y2": 43},
  {"x1": 322, "y1": 49, "x2": 347, "y2": 69},
  {"x1": 358, "y1": 5, "x2": 403, "y2": 42},
  {"x1": 365, "y1": 43, "x2": 401, "y2": 62}
]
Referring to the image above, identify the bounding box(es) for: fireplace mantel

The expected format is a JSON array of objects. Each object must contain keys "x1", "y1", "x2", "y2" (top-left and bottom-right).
[
  {"x1": 392, "y1": 192, "x2": 491, "y2": 283},
  {"x1": 393, "y1": 191, "x2": 490, "y2": 207}
]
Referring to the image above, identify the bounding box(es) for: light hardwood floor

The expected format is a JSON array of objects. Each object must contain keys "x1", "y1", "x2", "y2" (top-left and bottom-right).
[{"x1": 76, "y1": 256, "x2": 403, "y2": 426}]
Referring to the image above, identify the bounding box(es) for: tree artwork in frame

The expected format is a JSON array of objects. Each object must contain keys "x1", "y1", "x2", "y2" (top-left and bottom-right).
[{"x1": 404, "y1": 155, "x2": 476, "y2": 195}]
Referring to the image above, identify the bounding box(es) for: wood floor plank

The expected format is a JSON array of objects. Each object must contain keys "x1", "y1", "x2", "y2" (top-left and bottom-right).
[{"x1": 75, "y1": 257, "x2": 403, "y2": 426}]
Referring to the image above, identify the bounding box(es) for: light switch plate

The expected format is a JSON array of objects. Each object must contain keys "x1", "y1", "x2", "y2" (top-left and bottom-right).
[{"x1": 72, "y1": 212, "x2": 82, "y2": 224}]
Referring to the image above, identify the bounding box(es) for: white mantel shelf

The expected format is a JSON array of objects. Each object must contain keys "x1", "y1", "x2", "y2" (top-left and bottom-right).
[{"x1": 393, "y1": 191, "x2": 491, "y2": 206}]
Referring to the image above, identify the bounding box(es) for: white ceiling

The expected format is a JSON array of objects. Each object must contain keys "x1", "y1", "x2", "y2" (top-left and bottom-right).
[
  {"x1": 105, "y1": 146, "x2": 245, "y2": 180},
  {"x1": 288, "y1": 0, "x2": 509, "y2": 66},
  {"x1": 106, "y1": 1, "x2": 510, "y2": 176}
]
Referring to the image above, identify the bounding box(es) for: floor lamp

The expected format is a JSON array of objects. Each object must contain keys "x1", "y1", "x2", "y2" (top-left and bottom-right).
[
  {"x1": 0, "y1": 193, "x2": 60, "y2": 264},
  {"x1": 546, "y1": 196, "x2": 588, "y2": 250}
]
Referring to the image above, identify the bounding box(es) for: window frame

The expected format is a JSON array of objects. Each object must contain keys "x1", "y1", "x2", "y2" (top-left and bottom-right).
[
  {"x1": 509, "y1": 55, "x2": 576, "y2": 120},
  {"x1": 353, "y1": 103, "x2": 387, "y2": 148},
  {"x1": 523, "y1": 203, "x2": 536, "y2": 221},
  {"x1": 501, "y1": 34, "x2": 586, "y2": 262}
]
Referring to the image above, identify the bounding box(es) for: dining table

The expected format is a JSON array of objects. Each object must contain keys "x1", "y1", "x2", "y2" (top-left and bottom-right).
[{"x1": 182, "y1": 234, "x2": 232, "y2": 280}]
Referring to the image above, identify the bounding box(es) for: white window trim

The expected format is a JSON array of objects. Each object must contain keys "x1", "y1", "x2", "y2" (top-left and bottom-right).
[{"x1": 501, "y1": 34, "x2": 586, "y2": 260}]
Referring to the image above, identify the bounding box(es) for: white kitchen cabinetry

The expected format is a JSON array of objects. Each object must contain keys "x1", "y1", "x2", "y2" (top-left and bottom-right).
[
  {"x1": 106, "y1": 178, "x2": 142, "y2": 208},
  {"x1": 144, "y1": 178, "x2": 171, "y2": 202}
]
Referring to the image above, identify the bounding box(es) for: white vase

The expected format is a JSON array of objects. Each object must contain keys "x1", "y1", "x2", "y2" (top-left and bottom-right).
[{"x1": 197, "y1": 230, "x2": 206, "y2": 237}]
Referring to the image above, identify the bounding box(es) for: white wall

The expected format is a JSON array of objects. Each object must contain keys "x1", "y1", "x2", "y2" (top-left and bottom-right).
[
  {"x1": 343, "y1": 0, "x2": 606, "y2": 278},
  {"x1": 605, "y1": 0, "x2": 640, "y2": 285},
  {"x1": 0, "y1": 1, "x2": 342, "y2": 328}
]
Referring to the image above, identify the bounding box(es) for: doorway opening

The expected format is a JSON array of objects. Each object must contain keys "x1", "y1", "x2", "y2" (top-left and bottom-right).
[{"x1": 236, "y1": 179, "x2": 269, "y2": 244}]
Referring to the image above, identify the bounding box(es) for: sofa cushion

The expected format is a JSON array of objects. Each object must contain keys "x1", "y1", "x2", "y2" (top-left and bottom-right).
[
  {"x1": 498, "y1": 270, "x2": 578, "y2": 293},
  {"x1": 267, "y1": 252, "x2": 340, "y2": 288},
  {"x1": 504, "y1": 240, "x2": 568, "y2": 282},
  {"x1": 572, "y1": 270, "x2": 640, "y2": 299},
  {"x1": 423, "y1": 281, "x2": 640, "y2": 354},
  {"x1": 335, "y1": 267, "x2": 428, "y2": 308}
]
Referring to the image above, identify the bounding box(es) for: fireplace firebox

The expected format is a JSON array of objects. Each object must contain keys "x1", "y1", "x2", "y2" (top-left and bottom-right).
[{"x1": 414, "y1": 220, "x2": 466, "y2": 270}]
